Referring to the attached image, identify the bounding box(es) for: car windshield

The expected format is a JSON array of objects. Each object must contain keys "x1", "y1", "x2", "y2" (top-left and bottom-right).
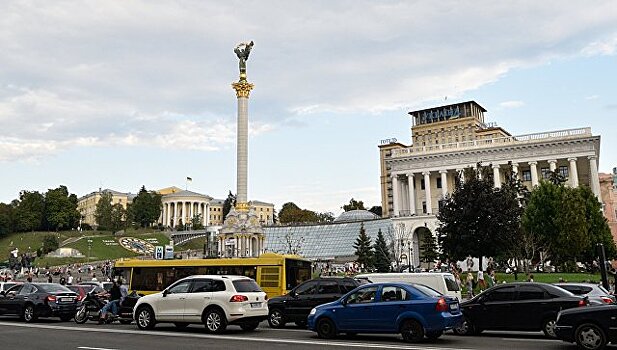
[
  {"x1": 412, "y1": 284, "x2": 443, "y2": 297},
  {"x1": 39, "y1": 284, "x2": 73, "y2": 293},
  {"x1": 232, "y1": 279, "x2": 262, "y2": 292}
]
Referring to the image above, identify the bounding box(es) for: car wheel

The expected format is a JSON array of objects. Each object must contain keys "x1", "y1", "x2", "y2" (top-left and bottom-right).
[
  {"x1": 316, "y1": 318, "x2": 337, "y2": 339},
  {"x1": 59, "y1": 314, "x2": 73, "y2": 322},
  {"x1": 204, "y1": 309, "x2": 227, "y2": 334},
  {"x1": 136, "y1": 306, "x2": 156, "y2": 330},
  {"x1": 74, "y1": 305, "x2": 88, "y2": 324},
  {"x1": 268, "y1": 309, "x2": 285, "y2": 328},
  {"x1": 542, "y1": 318, "x2": 557, "y2": 338},
  {"x1": 174, "y1": 322, "x2": 189, "y2": 329},
  {"x1": 426, "y1": 330, "x2": 443, "y2": 341},
  {"x1": 240, "y1": 321, "x2": 260, "y2": 331},
  {"x1": 576, "y1": 323, "x2": 607, "y2": 350},
  {"x1": 453, "y1": 318, "x2": 477, "y2": 336},
  {"x1": 401, "y1": 319, "x2": 424, "y2": 343},
  {"x1": 23, "y1": 304, "x2": 37, "y2": 323}
]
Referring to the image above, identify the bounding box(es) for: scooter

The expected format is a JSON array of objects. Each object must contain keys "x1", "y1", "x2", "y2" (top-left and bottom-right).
[{"x1": 74, "y1": 289, "x2": 140, "y2": 324}]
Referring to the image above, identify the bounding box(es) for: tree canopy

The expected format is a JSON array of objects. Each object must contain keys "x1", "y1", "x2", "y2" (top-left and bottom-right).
[
  {"x1": 131, "y1": 186, "x2": 162, "y2": 228},
  {"x1": 222, "y1": 191, "x2": 236, "y2": 219},
  {"x1": 354, "y1": 223, "x2": 374, "y2": 271},
  {"x1": 373, "y1": 229, "x2": 391, "y2": 272},
  {"x1": 278, "y1": 202, "x2": 333, "y2": 224},
  {"x1": 343, "y1": 198, "x2": 366, "y2": 212}
]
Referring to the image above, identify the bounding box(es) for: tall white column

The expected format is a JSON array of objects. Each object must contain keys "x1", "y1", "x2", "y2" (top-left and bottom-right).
[
  {"x1": 406, "y1": 173, "x2": 416, "y2": 216},
  {"x1": 205, "y1": 203, "x2": 209, "y2": 226},
  {"x1": 439, "y1": 170, "x2": 448, "y2": 197},
  {"x1": 423, "y1": 171, "x2": 432, "y2": 215},
  {"x1": 529, "y1": 161, "x2": 539, "y2": 187},
  {"x1": 512, "y1": 163, "x2": 519, "y2": 180},
  {"x1": 166, "y1": 203, "x2": 171, "y2": 227},
  {"x1": 232, "y1": 79, "x2": 254, "y2": 209},
  {"x1": 492, "y1": 164, "x2": 501, "y2": 188},
  {"x1": 589, "y1": 155, "x2": 601, "y2": 198},
  {"x1": 392, "y1": 174, "x2": 400, "y2": 217},
  {"x1": 456, "y1": 168, "x2": 464, "y2": 183},
  {"x1": 173, "y1": 202, "x2": 178, "y2": 227},
  {"x1": 548, "y1": 159, "x2": 557, "y2": 172},
  {"x1": 569, "y1": 157, "x2": 579, "y2": 187},
  {"x1": 401, "y1": 181, "x2": 408, "y2": 214},
  {"x1": 189, "y1": 201, "x2": 194, "y2": 221}
]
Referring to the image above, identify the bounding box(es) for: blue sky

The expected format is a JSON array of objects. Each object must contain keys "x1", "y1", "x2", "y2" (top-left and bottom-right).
[{"x1": 1, "y1": 1, "x2": 616, "y2": 215}]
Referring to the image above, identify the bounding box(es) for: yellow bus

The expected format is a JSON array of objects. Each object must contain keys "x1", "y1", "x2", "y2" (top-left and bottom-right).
[{"x1": 112, "y1": 253, "x2": 312, "y2": 298}]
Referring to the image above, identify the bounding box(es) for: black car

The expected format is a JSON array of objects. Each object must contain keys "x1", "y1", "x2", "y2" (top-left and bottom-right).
[
  {"x1": 0, "y1": 283, "x2": 78, "y2": 322},
  {"x1": 555, "y1": 305, "x2": 617, "y2": 350},
  {"x1": 267, "y1": 277, "x2": 363, "y2": 328},
  {"x1": 454, "y1": 282, "x2": 587, "y2": 338}
]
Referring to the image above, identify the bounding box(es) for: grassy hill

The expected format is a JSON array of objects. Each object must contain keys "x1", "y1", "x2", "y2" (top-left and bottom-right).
[{"x1": 1, "y1": 229, "x2": 172, "y2": 267}]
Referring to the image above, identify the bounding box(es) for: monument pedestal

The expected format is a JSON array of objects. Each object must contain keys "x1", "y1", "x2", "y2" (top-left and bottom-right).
[{"x1": 219, "y1": 207, "x2": 264, "y2": 258}]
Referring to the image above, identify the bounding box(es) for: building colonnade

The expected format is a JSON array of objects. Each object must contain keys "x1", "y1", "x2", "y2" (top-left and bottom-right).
[
  {"x1": 161, "y1": 201, "x2": 210, "y2": 227},
  {"x1": 216, "y1": 234, "x2": 265, "y2": 258},
  {"x1": 390, "y1": 155, "x2": 601, "y2": 218}
]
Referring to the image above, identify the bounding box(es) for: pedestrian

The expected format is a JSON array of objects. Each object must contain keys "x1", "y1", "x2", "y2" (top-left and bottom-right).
[
  {"x1": 477, "y1": 270, "x2": 486, "y2": 292},
  {"x1": 527, "y1": 274, "x2": 534, "y2": 282},
  {"x1": 486, "y1": 268, "x2": 494, "y2": 288},
  {"x1": 47, "y1": 275, "x2": 53, "y2": 283},
  {"x1": 466, "y1": 271, "x2": 475, "y2": 298},
  {"x1": 67, "y1": 272, "x2": 73, "y2": 285}
]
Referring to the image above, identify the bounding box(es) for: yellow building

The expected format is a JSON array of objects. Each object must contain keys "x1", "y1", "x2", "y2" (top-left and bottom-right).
[{"x1": 77, "y1": 189, "x2": 134, "y2": 228}]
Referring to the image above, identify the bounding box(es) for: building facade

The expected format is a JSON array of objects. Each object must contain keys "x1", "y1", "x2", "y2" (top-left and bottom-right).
[
  {"x1": 77, "y1": 189, "x2": 135, "y2": 228},
  {"x1": 379, "y1": 101, "x2": 602, "y2": 266},
  {"x1": 600, "y1": 170, "x2": 617, "y2": 243}
]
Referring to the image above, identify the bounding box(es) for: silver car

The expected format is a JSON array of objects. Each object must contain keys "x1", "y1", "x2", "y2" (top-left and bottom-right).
[{"x1": 555, "y1": 283, "x2": 615, "y2": 305}]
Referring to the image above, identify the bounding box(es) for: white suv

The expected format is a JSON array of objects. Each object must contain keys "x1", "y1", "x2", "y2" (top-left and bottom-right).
[{"x1": 133, "y1": 275, "x2": 268, "y2": 333}]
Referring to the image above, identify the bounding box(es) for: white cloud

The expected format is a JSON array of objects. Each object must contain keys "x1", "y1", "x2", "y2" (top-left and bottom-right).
[
  {"x1": 1, "y1": 1, "x2": 617, "y2": 160},
  {"x1": 499, "y1": 100, "x2": 526, "y2": 109}
]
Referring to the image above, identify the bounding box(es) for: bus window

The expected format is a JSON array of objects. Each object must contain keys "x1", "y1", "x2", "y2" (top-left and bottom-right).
[
  {"x1": 132, "y1": 267, "x2": 175, "y2": 292},
  {"x1": 111, "y1": 267, "x2": 131, "y2": 286},
  {"x1": 285, "y1": 259, "x2": 312, "y2": 290}
]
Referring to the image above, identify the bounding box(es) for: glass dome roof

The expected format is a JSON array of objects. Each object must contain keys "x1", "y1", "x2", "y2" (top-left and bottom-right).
[{"x1": 333, "y1": 210, "x2": 380, "y2": 223}]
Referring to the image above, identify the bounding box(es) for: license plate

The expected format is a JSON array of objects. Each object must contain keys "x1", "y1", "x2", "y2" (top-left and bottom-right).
[
  {"x1": 250, "y1": 302, "x2": 261, "y2": 308},
  {"x1": 59, "y1": 298, "x2": 71, "y2": 302},
  {"x1": 450, "y1": 303, "x2": 459, "y2": 311}
]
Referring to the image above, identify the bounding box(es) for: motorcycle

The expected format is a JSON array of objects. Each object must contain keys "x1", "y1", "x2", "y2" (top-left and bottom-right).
[{"x1": 74, "y1": 289, "x2": 140, "y2": 324}]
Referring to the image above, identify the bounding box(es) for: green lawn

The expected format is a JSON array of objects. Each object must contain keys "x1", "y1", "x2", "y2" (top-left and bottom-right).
[{"x1": 0, "y1": 230, "x2": 100, "y2": 259}]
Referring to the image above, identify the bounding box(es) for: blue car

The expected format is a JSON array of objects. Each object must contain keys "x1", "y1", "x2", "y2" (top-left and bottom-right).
[{"x1": 307, "y1": 282, "x2": 462, "y2": 342}]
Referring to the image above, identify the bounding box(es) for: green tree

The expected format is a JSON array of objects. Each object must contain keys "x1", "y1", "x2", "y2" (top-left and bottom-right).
[
  {"x1": 110, "y1": 203, "x2": 127, "y2": 232},
  {"x1": 14, "y1": 191, "x2": 45, "y2": 232},
  {"x1": 278, "y1": 202, "x2": 320, "y2": 224},
  {"x1": 373, "y1": 229, "x2": 391, "y2": 272},
  {"x1": 191, "y1": 214, "x2": 204, "y2": 230},
  {"x1": 131, "y1": 186, "x2": 162, "y2": 228},
  {"x1": 343, "y1": 198, "x2": 366, "y2": 212},
  {"x1": 223, "y1": 191, "x2": 236, "y2": 219},
  {"x1": 95, "y1": 192, "x2": 113, "y2": 230},
  {"x1": 368, "y1": 206, "x2": 383, "y2": 217},
  {"x1": 353, "y1": 223, "x2": 374, "y2": 271},
  {"x1": 42, "y1": 234, "x2": 59, "y2": 254},
  {"x1": 438, "y1": 164, "x2": 523, "y2": 269},
  {"x1": 44, "y1": 185, "x2": 80, "y2": 231},
  {"x1": 419, "y1": 232, "x2": 440, "y2": 268},
  {"x1": 316, "y1": 212, "x2": 335, "y2": 223},
  {"x1": 0, "y1": 202, "x2": 14, "y2": 237}
]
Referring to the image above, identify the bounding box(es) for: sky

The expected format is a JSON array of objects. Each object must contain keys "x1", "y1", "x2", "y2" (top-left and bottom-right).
[{"x1": 1, "y1": 1, "x2": 616, "y2": 216}]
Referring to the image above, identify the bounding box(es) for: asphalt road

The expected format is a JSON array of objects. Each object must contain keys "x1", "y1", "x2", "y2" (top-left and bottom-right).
[{"x1": 0, "y1": 316, "x2": 608, "y2": 350}]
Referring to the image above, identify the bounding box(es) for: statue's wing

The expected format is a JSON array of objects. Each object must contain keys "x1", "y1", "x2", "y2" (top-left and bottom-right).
[{"x1": 234, "y1": 47, "x2": 242, "y2": 57}]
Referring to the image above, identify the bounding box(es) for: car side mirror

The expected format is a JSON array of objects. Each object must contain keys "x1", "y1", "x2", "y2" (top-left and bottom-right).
[
  {"x1": 289, "y1": 290, "x2": 296, "y2": 297},
  {"x1": 341, "y1": 298, "x2": 347, "y2": 306},
  {"x1": 162, "y1": 289, "x2": 169, "y2": 297},
  {"x1": 0, "y1": 291, "x2": 4, "y2": 296}
]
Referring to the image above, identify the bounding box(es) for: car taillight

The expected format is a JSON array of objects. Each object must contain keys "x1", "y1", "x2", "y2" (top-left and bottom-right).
[
  {"x1": 47, "y1": 295, "x2": 57, "y2": 302},
  {"x1": 601, "y1": 297, "x2": 613, "y2": 304},
  {"x1": 578, "y1": 299, "x2": 588, "y2": 307},
  {"x1": 436, "y1": 297, "x2": 448, "y2": 312},
  {"x1": 76, "y1": 295, "x2": 84, "y2": 301},
  {"x1": 229, "y1": 295, "x2": 248, "y2": 302}
]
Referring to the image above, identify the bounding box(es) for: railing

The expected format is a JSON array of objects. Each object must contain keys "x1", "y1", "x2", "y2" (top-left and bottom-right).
[{"x1": 392, "y1": 127, "x2": 592, "y2": 158}]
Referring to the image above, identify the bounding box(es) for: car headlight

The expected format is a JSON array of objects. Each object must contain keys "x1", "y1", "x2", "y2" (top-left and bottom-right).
[{"x1": 309, "y1": 308, "x2": 317, "y2": 316}]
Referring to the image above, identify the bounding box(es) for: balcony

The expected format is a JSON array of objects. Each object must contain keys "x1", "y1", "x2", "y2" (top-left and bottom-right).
[{"x1": 391, "y1": 127, "x2": 592, "y2": 158}]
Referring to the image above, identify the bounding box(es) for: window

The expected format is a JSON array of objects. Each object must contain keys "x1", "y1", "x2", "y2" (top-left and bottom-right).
[
  {"x1": 517, "y1": 286, "x2": 546, "y2": 300},
  {"x1": 522, "y1": 170, "x2": 532, "y2": 182},
  {"x1": 317, "y1": 280, "x2": 340, "y2": 294},
  {"x1": 541, "y1": 167, "x2": 550, "y2": 179},
  {"x1": 420, "y1": 179, "x2": 425, "y2": 190},
  {"x1": 444, "y1": 275, "x2": 460, "y2": 291},
  {"x1": 294, "y1": 281, "x2": 318, "y2": 296},
  {"x1": 19, "y1": 284, "x2": 34, "y2": 295},
  {"x1": 191, "y1": 279, "x2": 212, "y2": 293},
  {"x1": 167, "y1": 281, "x2": 191, "y2": 294},
  {"x1": 484, "y1": 286, "x2": 516, "y2": 302},
  {"x1": 422, "y1": 201, "x2": 427, "y2": 214},
  {"x1": 436, "y1": 177, "x2": 442, "y2": 189},
  {"x1": 232, "y1": 279, "x2": 262, "y2": 292},
  {"x1": 346, "y1": 286, "x2": 378, "y2": 304},
  {"x1": 559, "y1": 166, "x2": 569, "y2": 178},
  {"x1": 340, "y1": 280, "x2": 358, "y2": 293},
  {"x1": 380, "y1": 286, "x2": 408, "y2": 302}
]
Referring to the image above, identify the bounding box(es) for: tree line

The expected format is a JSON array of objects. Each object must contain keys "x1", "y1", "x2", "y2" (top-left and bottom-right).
[
  {"x1": 0, "y1": 185, "x2": 81, "y2": 237},
  {"x1": 437, "y1": 163, "x2": 615, "y2": 273},
  {"x1": 94, "y1": 186, "x2": 162, "y2": 232}
]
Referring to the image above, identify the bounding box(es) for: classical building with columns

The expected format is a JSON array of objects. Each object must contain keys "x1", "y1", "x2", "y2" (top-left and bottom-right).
[{"x1": 379, "y1": 101, "x2": 602, "y2": 267}]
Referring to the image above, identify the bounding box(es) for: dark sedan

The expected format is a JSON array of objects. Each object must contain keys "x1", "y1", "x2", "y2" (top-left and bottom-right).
[
  {"x1": 0, "y1": 283, "x2": 78, "y2": 322},
  {"x1": 454, "y1": 282, "x2": 588, "y2": 338},
  {"x1": 555, "y1": 305, "x2": 617, "y2": 350}
]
